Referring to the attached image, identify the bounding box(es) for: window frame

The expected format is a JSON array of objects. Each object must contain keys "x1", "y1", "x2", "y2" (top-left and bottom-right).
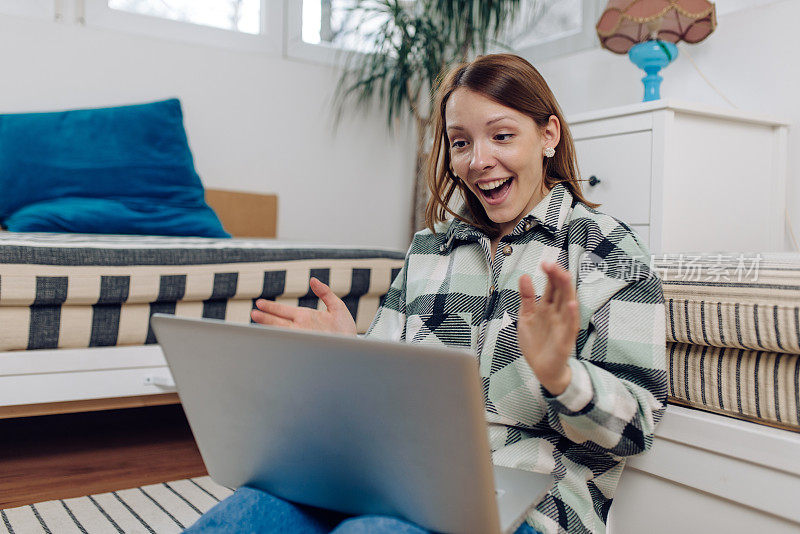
[
  {"x1": 512, "y1": 0, "x2": 604, "y2": 63},
  {"x1": 81, "y1": 0, "x2": 283, "y2": 54},
  {"x1": 284, "y1": 0, "x2": 354, "y2": 67},
  {"x1": 285, "y1": 0, "x2": 604, "y2": 67}
]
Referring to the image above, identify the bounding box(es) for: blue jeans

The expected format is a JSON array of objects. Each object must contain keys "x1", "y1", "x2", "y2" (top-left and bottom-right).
[{"x1": 185, "y1": 486, "x2": 541, "y2": 533}]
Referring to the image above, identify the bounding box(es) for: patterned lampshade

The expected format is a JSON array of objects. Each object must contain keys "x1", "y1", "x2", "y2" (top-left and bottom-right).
[{"x1": 596, "y1": 0, "x2": 717, "y2": 54}]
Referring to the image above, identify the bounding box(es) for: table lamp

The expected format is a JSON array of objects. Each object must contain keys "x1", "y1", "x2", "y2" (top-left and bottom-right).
[{"x1": 596, "y1": 0, "x2": 716, "y2": 101}]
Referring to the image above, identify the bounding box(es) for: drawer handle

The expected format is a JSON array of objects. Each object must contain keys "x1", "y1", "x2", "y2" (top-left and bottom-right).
[{"x1": 587, "y1": 175, "x2": 601, "y2": 187}]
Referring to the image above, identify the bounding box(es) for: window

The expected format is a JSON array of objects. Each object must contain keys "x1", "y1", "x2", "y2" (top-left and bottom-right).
[
  {"x1": 83, "y1": 0, "x2": 283, "y2": 53},
  {"x1": 288, "y1": 0, "x2": 602, "y2": 66},
  {"x1": 107, "y1": 0, "x2": 261, "y2": 35},
  {"x1": 288, "y1": 0, "x2": 398, "y2": 64},
  {"x1": 508, "y1": 0, "x2": 602, "y2": 63},
  {"x1": 302, "y1": 0, "x2": 404, "y2": 51},
  {"x1": 506, "y1": 0, "x2": 583, "y2": 51}
]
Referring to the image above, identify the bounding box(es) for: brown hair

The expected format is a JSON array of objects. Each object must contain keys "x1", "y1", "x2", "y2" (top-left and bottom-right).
[{"x1": 424, "y1": 53, "x2": 599, "y2": 238}]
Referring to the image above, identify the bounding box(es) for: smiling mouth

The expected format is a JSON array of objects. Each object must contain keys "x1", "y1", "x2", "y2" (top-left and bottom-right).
[{"x1": 477, "y1": 177, "x2": 513, "y2": 203}]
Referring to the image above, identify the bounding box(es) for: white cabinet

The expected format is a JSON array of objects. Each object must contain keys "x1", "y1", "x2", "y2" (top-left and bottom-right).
[{"x1": 568, "y1": 100, "x2": 789, "y2": 254}]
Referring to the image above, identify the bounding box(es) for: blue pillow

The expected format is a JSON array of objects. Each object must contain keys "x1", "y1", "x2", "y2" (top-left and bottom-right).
[
  {"x1": 4, "y1": 197, "x2": 230, "y2": 237},
  {"x1": 0, "y1": 98, "x2": 229, "y2": 237}
]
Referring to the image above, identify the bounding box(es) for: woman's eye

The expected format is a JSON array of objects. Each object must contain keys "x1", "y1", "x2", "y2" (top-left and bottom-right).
[
  {"x1": 495, "y1": 133, "x2": 513, "y2": 141},
  {"x1": 451, "y1": 140, "x2": 467, "y2": 149}
]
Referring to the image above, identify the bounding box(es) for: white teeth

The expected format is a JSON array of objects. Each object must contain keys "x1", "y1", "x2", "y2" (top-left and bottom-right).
[{"x1": 478, "y1": 177, "x2": 511, "y2": 191}]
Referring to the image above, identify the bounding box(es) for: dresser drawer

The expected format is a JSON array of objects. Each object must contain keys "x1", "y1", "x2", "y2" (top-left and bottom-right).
[
  {"x1": 568, "y1": 101, "x2": 788, "y2": 254},
  {"x1": 573, "y1": 131, "x2": 652, "y2": 226}
]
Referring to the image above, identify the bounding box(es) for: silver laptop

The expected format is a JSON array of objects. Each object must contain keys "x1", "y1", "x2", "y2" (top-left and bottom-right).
[{"x1": 151, "y1": 314, "x2": 551, "y2": 534}]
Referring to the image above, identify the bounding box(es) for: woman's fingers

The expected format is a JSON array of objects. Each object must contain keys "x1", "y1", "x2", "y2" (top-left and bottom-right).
[
  {"x1": 551, "y1": 266, "x2": 575, "y2": 315},
  {"x1": 548, "y1": 264, "x2": 566, "y2": 312},
  {"x1": 541, "y1": 263, "x2": 555, "y2": 304},
  {"x1": 250, "y1": 308, "x2": 292, "y2": 327},
  {"x1": 309, "y1": 277, "x2": 345, "y2": 313},
  {"x1": 255, "y1": 298, "x2": 300, "y2": 320},
  {"x1": 518, "y1": 274, "x2": 537, "y2": 316},
  {"x1": 567, "y1": 300, "x2": 579, "y2": 332},
  {"x1": 250, "y1": 279, "x2": 356, "y2": 335},
  {"x1": 542, "y1": 262, "x2": 575, "y2": 314}
]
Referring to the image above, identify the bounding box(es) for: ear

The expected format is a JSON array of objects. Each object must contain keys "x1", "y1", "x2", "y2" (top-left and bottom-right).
[{"x1": 542, "y1": 115, "x2": 561, "y2": 147}]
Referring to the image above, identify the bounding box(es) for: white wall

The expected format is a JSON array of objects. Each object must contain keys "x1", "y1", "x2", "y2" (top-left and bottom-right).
[
  {"x1": 2, "y1": 2, "x2": 794, "y2": 253},
  {"x1": 535, "y1": 0, "x2": 799, "y2": 251},
  {"x1": 0, "y1": 12, "x2": 416, "y2": 250}
]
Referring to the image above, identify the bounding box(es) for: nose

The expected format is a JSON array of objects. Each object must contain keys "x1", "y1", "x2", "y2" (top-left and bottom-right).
[{"x1": 469, "y1": 140, "x2": 495, "y2": 173}]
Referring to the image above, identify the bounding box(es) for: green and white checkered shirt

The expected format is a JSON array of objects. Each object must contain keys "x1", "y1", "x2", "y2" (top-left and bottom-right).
[{"x1": 365, "y1": 183, "x2": 667, "y2": 534}]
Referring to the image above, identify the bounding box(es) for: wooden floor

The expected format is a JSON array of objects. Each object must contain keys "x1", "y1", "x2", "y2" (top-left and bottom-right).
[{"x1": 0, "y1": 404, "x2": 207, "y2": 509}]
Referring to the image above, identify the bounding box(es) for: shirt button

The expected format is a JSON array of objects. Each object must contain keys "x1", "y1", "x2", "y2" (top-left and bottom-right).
[
  {"x1": 439, "y1": 244, "x2": 445, "y2": 252},
  {"x1": 523, "y1": 221, "x2": 533, "y2": 231},
  {"x1": 490, "y1": 285, "x2": 496, "y2": 292},
  {"x1": 502, "y1": 245, "x2": 513, "y2": 256}
]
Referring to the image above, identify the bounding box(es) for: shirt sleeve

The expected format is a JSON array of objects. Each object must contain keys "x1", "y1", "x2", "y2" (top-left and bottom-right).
[
  {"x1": 540, "y1": 236, "x2": 668, "y2": 457},
  {"x1": 363, "y1": 248, "x2": 409, "y2": 342}
]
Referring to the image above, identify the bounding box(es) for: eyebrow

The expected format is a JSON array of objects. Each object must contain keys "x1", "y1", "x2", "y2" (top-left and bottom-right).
[
  {"x1": 486, "y1": 115, "x2": 517, "y2": 126},
  {"x1": 446, "y1": 115, "x2": 518, "y2": 132}
]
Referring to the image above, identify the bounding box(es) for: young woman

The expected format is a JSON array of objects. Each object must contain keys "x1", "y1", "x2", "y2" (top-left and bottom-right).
[{"x1": 188, "y1": 54, "x2": 667, "y2": 534}]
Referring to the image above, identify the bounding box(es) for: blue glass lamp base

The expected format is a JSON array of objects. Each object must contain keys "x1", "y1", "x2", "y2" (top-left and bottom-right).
[{"x1": 628, "y1": 41, "x2": 679, "y2": 102}]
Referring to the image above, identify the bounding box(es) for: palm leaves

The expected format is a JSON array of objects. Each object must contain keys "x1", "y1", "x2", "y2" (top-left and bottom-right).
[
  {"x1": 335, "y1": 0, "x2": 522, "y2": 124},
  {"x1": 434, "y1": 0, "x2": 523, "y2": 57}
]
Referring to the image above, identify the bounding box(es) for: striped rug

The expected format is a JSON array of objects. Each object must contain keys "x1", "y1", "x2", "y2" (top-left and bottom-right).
[{"x1": 0, "y1": 477, "x2": 233, "y2": 534}]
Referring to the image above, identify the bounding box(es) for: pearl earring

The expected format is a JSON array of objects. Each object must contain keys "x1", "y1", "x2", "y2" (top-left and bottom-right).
[{"x1": 544, "y1": 147, "x2": 555, "y2": 158}]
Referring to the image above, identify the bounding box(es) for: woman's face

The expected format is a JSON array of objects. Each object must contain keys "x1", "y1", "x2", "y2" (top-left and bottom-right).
[{"x1": 445, "y1": 88, "x2": 560, "y2": 237}]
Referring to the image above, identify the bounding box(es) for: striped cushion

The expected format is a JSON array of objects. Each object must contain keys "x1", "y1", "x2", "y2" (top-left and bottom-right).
[
  {"x1": 668, "y1": 342, "x2": 800, "y2": 430},
  {"x1": 0, "y1": 233, "x2": 405, "y2": 351},
  {"x1": 654, "y1": 253, "x2": 800, "y2": 430},
  {"x1": 0, "y1": 477, "x2": 231, "y2": 533},
  {"x1": 655, "y1": 253, "x2": 800, "y2": 354}
]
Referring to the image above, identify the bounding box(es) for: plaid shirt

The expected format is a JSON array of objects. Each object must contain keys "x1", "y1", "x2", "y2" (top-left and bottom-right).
[{"x1": 365, "y1": 183, "x2": 667, "y2": 534}]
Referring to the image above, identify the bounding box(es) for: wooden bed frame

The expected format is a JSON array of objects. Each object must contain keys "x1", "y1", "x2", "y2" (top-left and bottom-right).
[
  {"x1": 0, "y1": 345, "x2": 179, "y2": 418},
  {"x1": 205, "y1": 189, "x2": 278, "y2": 238}
]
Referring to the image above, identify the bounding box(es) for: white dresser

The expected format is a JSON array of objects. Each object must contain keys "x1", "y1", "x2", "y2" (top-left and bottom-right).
[
  {"x1": 569, "y1": 102, "x2": 798, "y2": 534},
  {"x1": 568, "y1": 100, "x2": 789, "y2": 254}
]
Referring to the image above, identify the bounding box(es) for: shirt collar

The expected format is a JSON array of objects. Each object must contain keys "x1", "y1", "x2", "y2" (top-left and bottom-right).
[
  {"x1": 525, "y1": 181, "x2": 574, "y2": 236},
  {"x1": 442, "y1": 182, "x2": 574, "y2": 252}
]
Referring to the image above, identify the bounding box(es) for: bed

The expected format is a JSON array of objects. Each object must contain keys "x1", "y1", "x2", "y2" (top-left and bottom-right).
[
  {"x1": 0, "y1": 231, "x2": 404, "y2": 417},
  {"x1": 0, "y1": 98, "x2": 408, "y2": 417},
  {"x1": 0, "y1": 189, "x2": 406, "y2": 417}
]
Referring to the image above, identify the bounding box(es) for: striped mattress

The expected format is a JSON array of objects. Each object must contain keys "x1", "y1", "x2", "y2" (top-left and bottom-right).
[
  {"x1": 655, "y1": 253, "x2": 800, "y2": 431},
  {"x1": 0, "y1": 233, "x2": 405, "y2": 351},
  {"x1": 0, "y1": 476, "x2": 231, "y2": 534},
  {"x1": 2, "y1": 234, "x2": 798, "y2": 431}
]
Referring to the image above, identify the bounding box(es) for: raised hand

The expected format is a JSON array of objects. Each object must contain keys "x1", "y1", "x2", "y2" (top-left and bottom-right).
[
  {"x1": 251, "y1": 277, "x2": 357, "y2": 336},
  {"x1": 516, "y1": 262, "x2": 580, "y2": 396}
]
